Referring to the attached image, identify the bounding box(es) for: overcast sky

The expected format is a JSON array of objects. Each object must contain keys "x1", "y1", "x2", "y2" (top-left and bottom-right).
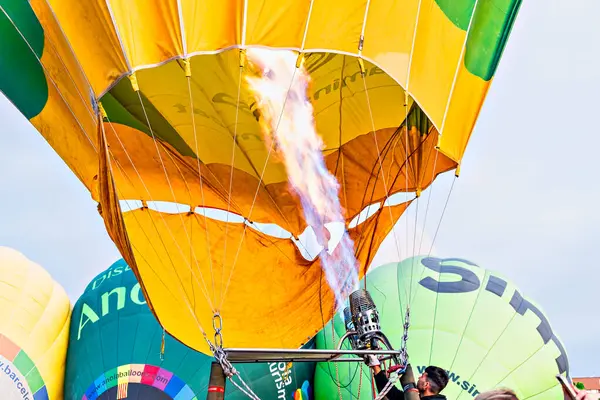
[{"x1": 0, "y1": 0, "x2": 598, "y2": 378}]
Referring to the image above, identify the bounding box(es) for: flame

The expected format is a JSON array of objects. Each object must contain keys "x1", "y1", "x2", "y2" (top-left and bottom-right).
[{"x1": 246, "y1": 48, "x2": 359, "y2": 309}]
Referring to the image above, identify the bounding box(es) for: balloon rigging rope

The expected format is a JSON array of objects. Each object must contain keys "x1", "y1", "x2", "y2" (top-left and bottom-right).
[
  {"x1": 218, "y1": 65, "x2": 244, "y2": 309},
  {"x1": 183, "y1": 75, "x2": 219, "y2": 307},
  {"x1": 102, "y1": 112, "x2": 214, "y2": 306},
  {"x1": 444, "y1": 269, "x2": 486, "y2": 386},
  {"x1": 454, "y1": 312, "x2": 522, "y2": 399},
  {"x1": 406, "y1": 95, "x2": 415, "y2": 306},
  {"x1": 409, "y1": 0, "x2": 477, "y2": 328},
  {"x1": 409, "y1": 169, "x2": 456, "y2": 306},
  {"x1": 405, "y1": 102, "x2": 414, "y2": 306},
  {"x1": 417, "y1": 151, "x2": 440, "y2": 255},
  {"x1": 135, "y1": 89, "x2": 217, "y2": 312},
  {"x1": 101, "y1": 120, "x2": 215, "y2": 340},
  {"x1": 428, "y1": 177, "x2": 455, "y2": 257},
  {"x1": 411, "y1": 0, "x2": 477, "y2": 307},
  {"x1": 360, "y1": 72, "x2": 409, "y2": 301}
]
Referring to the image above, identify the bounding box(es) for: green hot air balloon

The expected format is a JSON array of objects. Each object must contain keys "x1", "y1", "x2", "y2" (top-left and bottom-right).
[
  {"x1": 64, "y1": 259, "x2": 316, "y2": 400},
  {"x1": 313, "y1": 256, "x2": 570, "y2": 399}
]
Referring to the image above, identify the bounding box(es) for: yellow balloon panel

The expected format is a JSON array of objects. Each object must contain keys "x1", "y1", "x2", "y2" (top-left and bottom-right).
[
  {"x1": 42, "y1": 0, "x2": 128, "y2": 96},
  {"x1": 407, "y1": 0, "x2": 466, "y2": 128},
  {"x1": 180, "y1": 0, "x2": 244, "y2": 53},
  {"x1": 362, "y1": 0, "x2": 420, "y2": 88},
  {"x1": 438, "y1": 63, "x2": 491, "y2": 162},
  {"x1": 120, "y1": 200, "x2": 410, "y2": 353},
  {"x1": 302, "y1": 0, "x2": 367, "y2": 54},
  {"x1": 244, "y1": 0, "x2": 310, "y2": 47},
  {"x1": 101, "y1": 51, "x2": 452, "y2": 235},
  {"x1": 108, "y1": 0, "x2": 184, "y2": 68},
  {"x1": 0, "y1": 247, "x2": 71, "y2": 400}
]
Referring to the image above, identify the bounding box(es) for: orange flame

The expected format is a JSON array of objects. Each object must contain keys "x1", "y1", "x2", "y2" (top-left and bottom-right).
[{"x1": 246, "y1": 48, "x2": 359, "y2": 308}]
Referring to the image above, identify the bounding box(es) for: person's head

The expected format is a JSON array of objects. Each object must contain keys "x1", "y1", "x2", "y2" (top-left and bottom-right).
[
  {"x1": 474, "y1": 388, "x2": 519, "y2": 400},
  {"x1": 416, "y1": 366, "x2": 449, "y2": 395}
]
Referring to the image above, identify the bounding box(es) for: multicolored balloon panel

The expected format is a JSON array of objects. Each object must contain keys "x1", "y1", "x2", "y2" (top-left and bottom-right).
[{"x1": 0, "y1": 247, "x2": 71, "y2": 400}]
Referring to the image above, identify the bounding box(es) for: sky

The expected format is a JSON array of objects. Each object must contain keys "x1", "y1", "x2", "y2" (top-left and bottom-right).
[{"x1": 1, "y1": 0, "x2": 598, "y2": 378}]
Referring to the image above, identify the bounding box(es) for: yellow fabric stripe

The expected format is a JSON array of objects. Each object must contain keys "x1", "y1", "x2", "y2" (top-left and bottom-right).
[
  {"x1": 30, "y1": 21, "x2": 98, "y2": 195},
  {"x1": 44, "y1": 0, "x2": 128, "y2": 96},
  {"x1": 303, "y1": 0, "x2": 367, "y2": 54},
  {"x1": 438, "y1": 64, "x2": 490, "y2": 162},
  {"x1": 108, "y1": 0, "x2": 183, "y2": 68},
  {"x1": 180, "y1": 0, "x2": 243, "y2": 53},
  {"x1": 362, "y1": 0, "x2": 419, "y2": 88},
  {"x1": 244, "y1": 0, "x2": 309, "y2": 47},
  {"x1": 407, "y1": 0, "x2": 466, "y2": 128}
]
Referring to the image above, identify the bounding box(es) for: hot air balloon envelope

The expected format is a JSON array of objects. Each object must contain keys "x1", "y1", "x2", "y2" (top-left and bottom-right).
[
  {"x1": 314, "y1": 256, "x2": 570, "y2": 399},
  {"x1": 0, "y1": 0, "x2": 522, "y2": 353},
  {"x1": 0, "y1": 247, "x2": 71, "y2": 400}
]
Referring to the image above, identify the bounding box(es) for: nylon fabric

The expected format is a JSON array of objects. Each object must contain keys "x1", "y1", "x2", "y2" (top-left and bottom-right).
[
  {"x1": 0, "y1": 247, "x2": 71, "y2": 400},
  {"x1": 121, "y1": 200, "x2": 411, "y2": 354},
  {"x1": 65, "y1": 259, "x2": 317, "y2": 399},
  {"x1": 107, "y1": 0, "x2": 184, "y2": 68},
  {"x1": 42, "y1": 0, "x2": 128, "y2": 96},
  {"x1": 313, "y1": 257, "x2": 568, "y2": 399},
  {"x1": 0, "y1": 0, "x2": 522, "y2": 358},
  {"x1": 100, "y1": 52, "x2": 451, "y2": 234},
  {"x1": 34, "y1": 0, "x2": 522, "y2": 164}
]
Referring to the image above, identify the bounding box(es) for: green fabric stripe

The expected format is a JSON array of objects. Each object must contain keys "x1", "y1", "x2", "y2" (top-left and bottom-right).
[
  {"x1": 0, "y1": 0, "x2": 48, "y2": 119},
  {"x1": 465, "y1": 0, "x2": 522, "y2": 80},
  {"x1": 102, "y1": 79, "x2": 197, "y2": 158},
  {"x1": 101, "y1": 93, "x2": 150, "y2": 135},
  {"x1": 25, "y1": 367, "x2": 44, "y2": 393},
  {"x1": 15, "y1": 351, "x2": 44, "y2": 393},
  {"x1": 13, "y1": 351, "x2": 34, "y2": 375},
  {"x1": 435, "y1": 0, "x2": 476, "y2": 30},
  {"x1": 435, "y1": 0, "x2": 522, "y2": 81},
  {"x1": 405, "y1": 103, "x2": 433, "y2": 135}
]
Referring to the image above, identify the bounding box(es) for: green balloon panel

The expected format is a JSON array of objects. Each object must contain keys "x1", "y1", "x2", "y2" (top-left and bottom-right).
[{"x1": 314, "y1": 256, "x2": 569, "y2": 400}]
